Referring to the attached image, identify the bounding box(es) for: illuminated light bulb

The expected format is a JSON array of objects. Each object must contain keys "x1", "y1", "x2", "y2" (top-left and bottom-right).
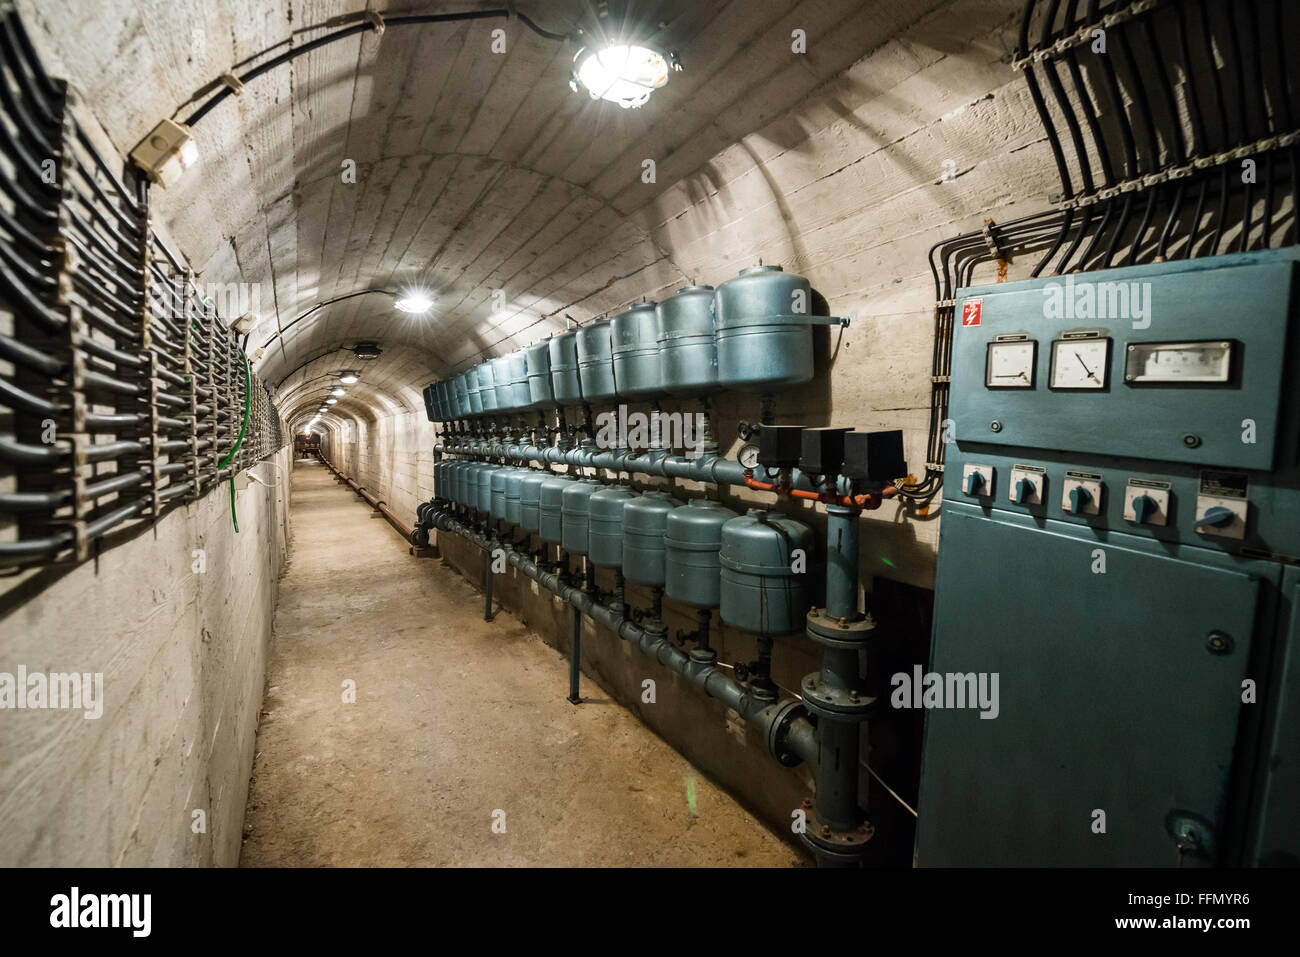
[
  {"x1": 572, "y1": 44, "x2": 673, "y2": 109},
  {"x1": 394, "y1": 289, "x2": 434, "y2": 314}
]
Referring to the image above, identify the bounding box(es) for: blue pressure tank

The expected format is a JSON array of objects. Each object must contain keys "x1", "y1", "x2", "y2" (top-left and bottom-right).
[
  {"x1": 714, "y1": 265, "x2": 816, "y2": 392},
  {"x1": 611, "y1": 302, "x2": 661, "y2": 398},
  {"x1": 466, "y1": 367, "x2": 484, "y2": 415},
  {"x1": 719, "y1": 509, "x2": 815, "y2": 634},
  {"x1": 561, "y1": 479, "x2": 603, "y2": 555},
  {"x1": 622, "y1": 491, "x2": 681, "y2": 586},
  {"x1": 525, "y1": 341, "x2": 554, "y2": 408},
  {"x1": 504, "y1": 468, "x2": 527, "y2": 527},
  {"x1": 519, "y1": 470, "x2": 549, "y2": 533},
  {"x1": 588, "y1": 486, "x2": 638, "y2": 568},
  {"x1": 478, "y1": 362, "x2": 499, "y2": 413},
  {"x1": 576, "y1": 319, "x2": 617, "y2": 403},
  {"x1": 549, "y1": 331, "x2": 583, "y2": 405},
  {"x1": 539, "y1": 475, "x2": 575, "y2": 545},
  {"x1": 489, "y1": 356, "x2": 512, "y2": 411},
  {"x1": 664, "y1": 499, "x2": 739, "y2": 608}
]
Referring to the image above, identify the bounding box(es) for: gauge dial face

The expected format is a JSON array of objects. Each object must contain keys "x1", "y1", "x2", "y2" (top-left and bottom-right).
[
  {"x1": 1125, "y1": 340, "x2": 1233, "y2": 383},
  {"x1": 738, "y1": 443, "x2": 761, "y2": 469},
  {"x1": 1050, "y1": 337, "x2": 1110, "y2": 389},
  {"x1": 986, "y1": 339, "x2": 1036, "y2": 388}
]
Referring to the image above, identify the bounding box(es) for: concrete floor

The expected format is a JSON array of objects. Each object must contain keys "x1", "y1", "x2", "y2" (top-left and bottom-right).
[{"x1": 240, "y1": 459, "x2": 802, "y2": 867}]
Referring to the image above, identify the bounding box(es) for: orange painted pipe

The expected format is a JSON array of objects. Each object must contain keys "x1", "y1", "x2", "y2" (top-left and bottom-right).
[{"x1": 743, "y1": 470, "x2": 896, "y2": 510}]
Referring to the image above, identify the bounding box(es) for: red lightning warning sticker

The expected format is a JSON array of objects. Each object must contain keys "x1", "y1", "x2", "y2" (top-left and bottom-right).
[{"x1": 961, "y1": 298, "x2": 983, "y2": 327}]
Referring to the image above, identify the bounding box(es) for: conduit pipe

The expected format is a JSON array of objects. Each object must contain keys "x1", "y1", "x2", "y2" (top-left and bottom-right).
[
  {"x1": 436, "y1": 438, "x2": 860, "y2": 500},
  {"x1": 430, "y1": 509, "x2": 818, "y2": 771},
  {"x1": 315, "y1": 452, "x2": 415, "y2": 541}
]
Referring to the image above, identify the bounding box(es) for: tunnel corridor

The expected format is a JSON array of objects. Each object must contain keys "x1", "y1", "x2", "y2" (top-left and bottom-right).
[
  {"x1": 1, "y1": 0, "x2": 1298, "y2": 927},
  {"x1": 242, "y1": 457, "x2": 800, "y2": 867}
]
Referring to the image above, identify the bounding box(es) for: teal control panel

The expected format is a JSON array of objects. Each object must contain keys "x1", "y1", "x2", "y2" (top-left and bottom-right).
[{"x1": 917, "y1": 249, "x2": 1300, "y2": 866}]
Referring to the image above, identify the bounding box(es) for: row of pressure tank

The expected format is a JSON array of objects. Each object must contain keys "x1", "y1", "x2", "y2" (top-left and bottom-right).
[
  {"x1": 431, "y1": 458, "x2": 816, "y2": 636},
  {"x1": 422, "y1": 265, "x2": 827, "y2": 421}
]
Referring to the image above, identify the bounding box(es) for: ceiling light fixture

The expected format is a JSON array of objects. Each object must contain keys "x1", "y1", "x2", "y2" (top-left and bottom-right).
[
  {"x1": 339, "y1": 371, "x2": 359, "y2": 384},
  {"x1": 331, "y1": 388, "x2": 345, "y2": 396},
  {"x1": 394, "y1": 289, "x2": 434, "y2": 314},
  {"x1": 570, "y1": 40, "x2": 678, "y2": 109},
  {"x1": 129, "y1": 119, "x2": 200, "y2": 188},
  {"x1": 353, "y1": 342, "x2": 383, "y2": 361},
  {"x1": 326, "y1": 398, "x2": 338, "y2": 405}
]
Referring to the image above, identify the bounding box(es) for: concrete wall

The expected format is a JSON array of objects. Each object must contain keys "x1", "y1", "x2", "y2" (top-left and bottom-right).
[{"x1": 0, "y1": 448, "x2": 292, "y2": 866}]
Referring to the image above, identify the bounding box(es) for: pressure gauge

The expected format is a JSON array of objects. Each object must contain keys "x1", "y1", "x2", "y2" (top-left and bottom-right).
[
  {"x1": 1125, "y1": 340, "x2": 1233, "y2": 383},
  {"x1": 738, "y1": 443, "x2": 761, "y2": 469},
  {"x1": 1050, "y1": 334, "x2": 1110, "y2": 389},
  {"x1": 985, "y1": 337, "x2": 1036, "y2": 388}
]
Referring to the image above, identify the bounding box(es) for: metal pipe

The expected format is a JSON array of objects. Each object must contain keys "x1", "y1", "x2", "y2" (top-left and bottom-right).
[
  {"x1": 432, "y1": 509, "x2": 817, "y2": 770},
  {"x1": 824, "y1": 505, "x2": 860, "y2": 621},
  {"x1": 568, "y1": 603, "x2": 582, "y2": 705}
]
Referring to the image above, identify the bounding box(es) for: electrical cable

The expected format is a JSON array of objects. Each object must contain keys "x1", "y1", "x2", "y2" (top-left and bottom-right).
[{"x1": 182, "y1": 9, "x2": 571, "y2": 128}]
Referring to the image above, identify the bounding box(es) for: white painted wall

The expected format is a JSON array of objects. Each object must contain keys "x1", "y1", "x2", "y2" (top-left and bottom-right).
[{"x1": 0, "y1": 449, "x2": 292, "y2": 866}]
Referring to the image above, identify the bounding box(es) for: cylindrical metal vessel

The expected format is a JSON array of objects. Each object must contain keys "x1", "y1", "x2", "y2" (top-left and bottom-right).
[
  {"x1": 548, "y1": 331, "x2": 583, "y2": 405},
  {"x1": 576, "y1": 319, "x2": 617, "y2": 403},
  {"x1": 478, "y1": 361, "x2": 500, "y2": 413},
  {"x1": 466, "y1": 367, "x2": 484, "y2": 415},
  {"x1": 611, "y1": 302, "x2": 661, "y2": 398},
  {"x1": 664, "y1": 499, "x2": 739, "y2": 608},
  {"x1": 490, "y1": 467, "x2": 510, "y2": 521},
  {"x1": 449, "y1": 461, "x2": 467, "y2": 506},
  {"x1": 657, "y1": 285, "x2": 717, "y2": 396},
  {"x1": 560, "y1": 479, "x2": 603, "y2": 555},
  {"x1": 506, "y1": 350, "x2": 531, "y2": 409},
  {"x1": 525, "y1": 341, "x2": 554, "y2": 408},
  {"x1": 714, "y1": 265, "x2": 815, "y2": 392},
  {"x1": 504, "y1": 468, "x2": 527, "y2": 527},
  {"x1": 436, "y1": 459, "x2": 453, "y2": 500},
  {"x1": 463, "y1": 462, "x2": 482, "y2": 510},
  {"x1": 622, "y1": 491, "x2": 681, "y2": 586},
  {"x1": 719, "y1": 509, "x2": 816, "y2": 634},
  {"x1": 478, "y1": 464, "x2": 500, "y2": 515},
  {"x1": 436, "y1": 381, "x2": 451, "y2": 420},
  {"x1": 538, "y1": 474, "x2": 575, "y2": 545},
  {"x1": 491, "y1": 356, "x2": 514, "y2": 411},
  {"x1": 519, "y1": 470, "x2": 549, "y2": 533},
  {"x1": 452, "y1": 373, "x2": 470, "y2": 418},
  {"x1": 588, "y1": 485, "x2": 638, "y2": 568}
]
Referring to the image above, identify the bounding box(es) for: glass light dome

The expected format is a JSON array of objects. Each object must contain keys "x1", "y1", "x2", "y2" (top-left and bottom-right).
[{"x1": 572, "y1": 44, "x2": 671, "y2": 109}]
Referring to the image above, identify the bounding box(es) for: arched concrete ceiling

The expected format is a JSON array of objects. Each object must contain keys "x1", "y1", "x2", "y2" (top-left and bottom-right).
[{"x1": 18, "y1": 0, "x2": 934, "y2": 400}]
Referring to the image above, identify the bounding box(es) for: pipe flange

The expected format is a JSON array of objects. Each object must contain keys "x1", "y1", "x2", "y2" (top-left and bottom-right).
[
  {"x1": 765, "y1": 698, "x2": 807, "y2": 768},
  {"x1": 806, "y1": 609, "x2": 879, "y2": 650},
  {"x1": 800, "y1": 673, "x2": 875, "y2": 721},
  {"x1": 800, "y1": 801, "x2": 876, "y2": 859}
]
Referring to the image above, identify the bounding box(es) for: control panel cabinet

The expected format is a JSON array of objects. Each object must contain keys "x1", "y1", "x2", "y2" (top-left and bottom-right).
[{"x1": 917, "y1": 249, "x2": 1300, "y2": 866}]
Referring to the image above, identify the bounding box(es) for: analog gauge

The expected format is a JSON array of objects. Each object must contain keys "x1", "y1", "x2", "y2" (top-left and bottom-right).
[
  {"x1": 1125, "y1": 340, "x2": 1233, "y2": 383},
  {"x1": 1050, "y1": 336, "x2": 1110, "y2": 389},
  {"x1": 738, "y1": 443, "x2": 761, "y2": 469},
  {"x1": 985, "y1": 338, "x2": 1037, "y2": 388}
]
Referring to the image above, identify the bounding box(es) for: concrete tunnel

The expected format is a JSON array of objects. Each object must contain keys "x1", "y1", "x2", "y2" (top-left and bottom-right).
[{"x1": 1, "y1": 0, "x2": 1298, "y2": 911}]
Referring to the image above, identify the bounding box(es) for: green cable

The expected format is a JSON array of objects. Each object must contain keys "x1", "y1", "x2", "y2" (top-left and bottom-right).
[{"x1": 221, "y1": 353, "x2": 252, "y2": 531}]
